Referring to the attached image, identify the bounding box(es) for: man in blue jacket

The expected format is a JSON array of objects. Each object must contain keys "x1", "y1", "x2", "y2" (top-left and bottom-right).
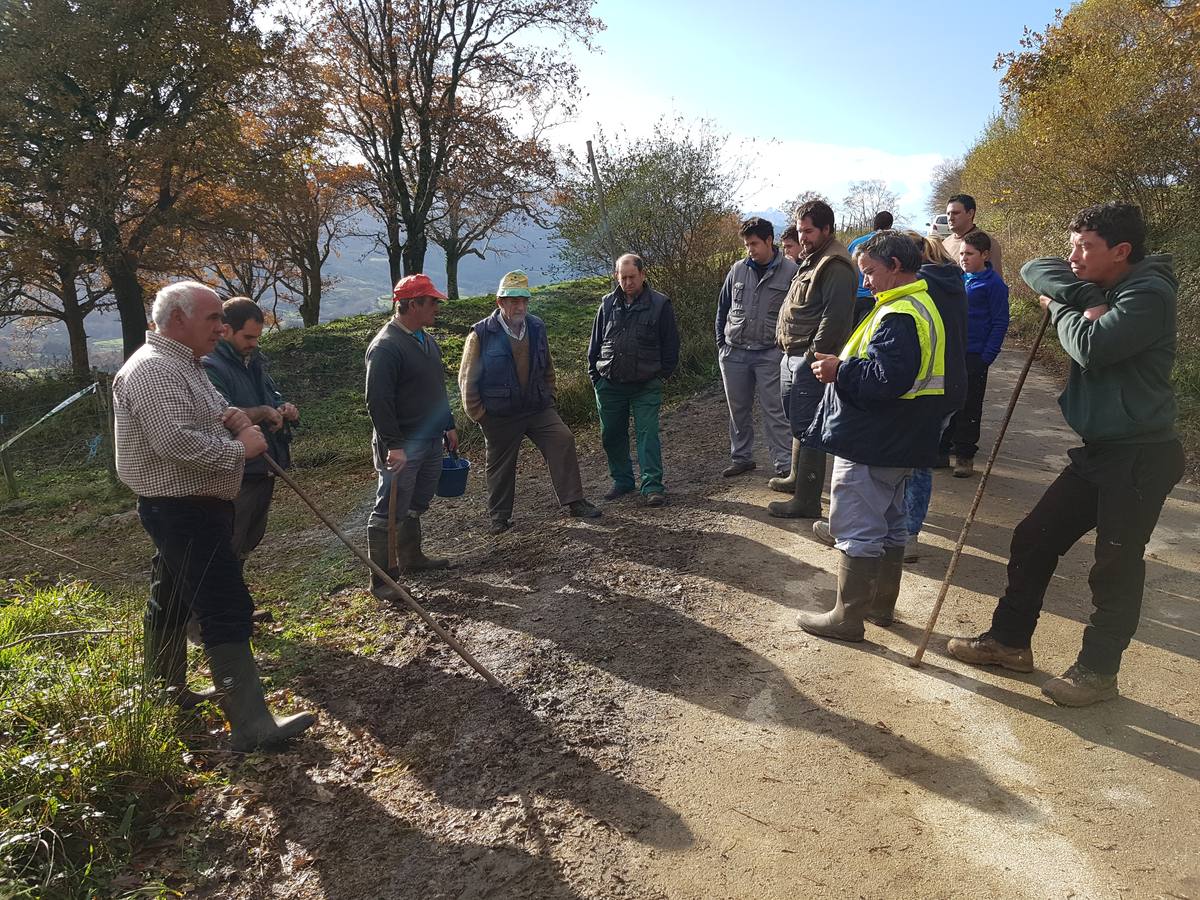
[
  {"x1": 845, "y1": 210, "x2": 894, "y2": 326},
  {"x1": 949, "y1": 203, "x2": 1183, "y2": 706},
  {"x1": 203, "y1": 298, "x2": 298, "y2": 568},
  {"x1": 715, "y1": 217, "x2": 797, "y2": 479},
  {"x1": 800, "y1": 231, "x2": 949, "y2": 641},
  {"x1": 588, "y1": 254, "x2": 680, "y2": 507},
  {"x1": 941, "y1": 230, "x2": 1009, "y2": 478},
  {"x1": 458, "y1": 271, "x2": 601, "y2": 534}
]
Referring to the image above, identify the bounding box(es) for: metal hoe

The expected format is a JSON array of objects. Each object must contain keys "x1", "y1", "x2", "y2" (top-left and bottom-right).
[
  {"x1": 909, "y1": 309, "x2": 1052, "y2": 667},
  {"x1": 263, "y1": 453, "x2": 503, "y2": 688}
]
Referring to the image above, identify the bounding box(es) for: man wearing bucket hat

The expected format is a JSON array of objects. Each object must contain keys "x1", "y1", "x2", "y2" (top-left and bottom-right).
[
  {"x1": 364, "y1": 273, "x2": 458, "y2": 600},
  {"x1": 458, "y1": 270, "x2": 601, "y2": 534}
]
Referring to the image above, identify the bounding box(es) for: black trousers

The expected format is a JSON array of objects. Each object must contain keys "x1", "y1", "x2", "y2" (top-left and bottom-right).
[
  {"x1": 138, "y1": 496, "x2": 254, "y2": 648},
  {"x1": 986, "y1": 440, "x2": 1184, "y2": 674},
  {"x1": 942, "y1": 352, "x2": 988, "y2": 459},
  {"x1": 232, "y1": 475, "x2": 275, "y2": 561}
]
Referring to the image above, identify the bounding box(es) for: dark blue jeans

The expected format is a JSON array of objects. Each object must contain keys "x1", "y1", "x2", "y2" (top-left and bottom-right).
[{"x1": 138, "y1": 496, "x2": 254, "y2": 648}]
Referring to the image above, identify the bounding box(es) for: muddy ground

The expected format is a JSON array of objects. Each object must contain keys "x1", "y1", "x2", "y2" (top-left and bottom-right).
[{"x1": 10, "y1": 349, "x2": 1200, "y2": 899}]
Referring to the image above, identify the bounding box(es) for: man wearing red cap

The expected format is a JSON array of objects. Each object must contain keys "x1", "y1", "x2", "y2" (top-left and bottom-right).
[{"x1": 364, "y1": 274, "x2": 458, "y2": 599}]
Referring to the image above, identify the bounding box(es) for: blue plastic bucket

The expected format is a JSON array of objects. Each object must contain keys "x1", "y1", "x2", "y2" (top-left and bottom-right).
[{"x1": 437, "y1": 452, "x2": 471, "y2": 498}]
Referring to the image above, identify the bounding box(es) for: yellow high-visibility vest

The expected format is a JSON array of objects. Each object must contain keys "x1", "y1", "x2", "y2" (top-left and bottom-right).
[{"x1": 840, "y1": 279, "x2": 946, "y2": 399}]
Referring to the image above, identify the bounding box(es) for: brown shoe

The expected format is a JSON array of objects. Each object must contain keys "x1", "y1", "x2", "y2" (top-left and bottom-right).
[
  {"x1": 1041, "y1": 664, "x2": 1118, "y2": 707},
  {"x1": 946, "y1": 634, "x2": 1034, "y2": 672},
  {"x1": 953, "y1": 457, "x2": 974, "y2": 478}
]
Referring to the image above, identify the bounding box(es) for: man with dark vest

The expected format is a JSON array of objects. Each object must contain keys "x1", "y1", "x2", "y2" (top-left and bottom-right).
[
  {"x1": 458, "y1": 270, "x2": 601, "y2": 534},
  {"x1": 715, "y1": 216, "x2": 797, "y2": 479},
  {"x1": 202, "y1": 297, "x2": 297, "y2": 570},
  {"x1": 587, "y1": 253, "x2": 680, "y2": 507},
  {"x1": 364, "y1": 274, "x2": 458, "y2": 600},
  {"x1": 768, "y1": 199, "x2": 857, "y2": 519}
]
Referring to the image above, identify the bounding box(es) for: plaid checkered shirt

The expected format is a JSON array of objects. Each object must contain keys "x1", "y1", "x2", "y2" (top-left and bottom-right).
[{"x1": 113, "y1": 332, "x2": 246, "y2": 499}]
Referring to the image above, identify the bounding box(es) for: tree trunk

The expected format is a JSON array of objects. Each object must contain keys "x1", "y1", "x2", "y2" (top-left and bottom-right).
[
  {"x1": 53, "y1": 260, "x2": 92, "y2": 383},
  {"x1": 300, "y1": 273, "x2": 322, "y2": 327},
  {"x1": 98, "y1": 223, "x2": 148, "y2": 359},
  {"x1": 402, "y1": 226, "x2": 427, "y2": 276},
  {"x1": 445, "y1": 250, "x2": 460, "y2": 301},
  {"x1": 386, "y1": 214, "x2": 404, "y2": 286}
]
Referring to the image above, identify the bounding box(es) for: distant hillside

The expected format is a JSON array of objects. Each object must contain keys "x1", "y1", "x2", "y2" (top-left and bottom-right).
[{"x1": 0, "y1": 216, "x2": 576, "y2": 370}]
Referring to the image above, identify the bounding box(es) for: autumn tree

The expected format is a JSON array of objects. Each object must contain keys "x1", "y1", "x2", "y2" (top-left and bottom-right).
[
  {"x1": 0, "y1": 216, "x2": 110, "y2": 381},
  {"x1": 554, "y1": 118, "x2": 744, "y2": 342},
  {"x1": 0, "y1": 0, "x2": 314, "y2": 358},
  {"x1": 781, "y1": 191, "x2": 831, "y2": 225},
  {"x1": 841, "y1": 179, "x2": 901, "y2": 233},
  {"x1": 927, "y1": 157, "x2": 964, "y2": 219},
  {"x1": 428, "y1": 110, "x2": 557, "y2": 300},
  {"x1": 264, "y1": 155, "x2": 365, "y2": 326},
  {"x1": 317, "y1": 0, "x2": 601, "y2": 283}
]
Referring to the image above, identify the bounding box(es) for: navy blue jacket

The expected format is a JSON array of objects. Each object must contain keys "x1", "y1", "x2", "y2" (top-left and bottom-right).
[
  {"x1": 964, "y1": 266, "x2": 1010, "y2": 364},
  {"x1": 202, "y1": 340, "x2": 291, "y2": 476},
  {"x1": 920, "y1": 262, "x2": 969, "y2": 413},
  {"x1": 802, "y1": 308, "x2": 946, "y2": 468},
  {"x1": 472, "y1": 311, "x2": 553, "y2": 417}
]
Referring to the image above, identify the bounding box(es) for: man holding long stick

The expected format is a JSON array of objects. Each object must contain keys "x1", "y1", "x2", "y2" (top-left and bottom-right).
[{"x1": 948, "y1": 203, "x2": 1183, "y2": 707}]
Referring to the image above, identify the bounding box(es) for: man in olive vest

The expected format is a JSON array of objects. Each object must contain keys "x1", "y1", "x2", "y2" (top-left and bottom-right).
[
  {"x1": 715, "y1": 217, "x2": 797, "y2": 479},
  {"x1": 768, "y1": 199, "x2": 858, "y2": 519},
  {"x1": 458, "y1": 270, "x2": 601, "y2": 534},
  {"x1": 587, "y1": 254, "x2": 680, "y2": 507},
  {"x1": 801, "y1": 231, "x2": 949, "y2": 641}
]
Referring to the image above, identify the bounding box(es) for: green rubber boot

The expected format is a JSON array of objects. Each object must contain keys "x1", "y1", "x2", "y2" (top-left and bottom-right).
[
  {"x1": 797, "y1": 552, "x2": 880, "y2": 642},
  {"x1": 767, "y1": 448, "x2": 825, "y2": 518},
  {"x1": 208, "y1": 642, "x2": 316, "y2": 753}
]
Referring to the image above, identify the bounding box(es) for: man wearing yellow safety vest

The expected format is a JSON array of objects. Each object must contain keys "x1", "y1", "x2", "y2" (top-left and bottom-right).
[{"x1": 799, "y1": 231, "x2": 951, "y2": 641}]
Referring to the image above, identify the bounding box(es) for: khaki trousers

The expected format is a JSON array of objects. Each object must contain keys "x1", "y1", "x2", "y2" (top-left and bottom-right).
[{"x1": 481, "y1": 407, "x2": 584, "y2": 524}]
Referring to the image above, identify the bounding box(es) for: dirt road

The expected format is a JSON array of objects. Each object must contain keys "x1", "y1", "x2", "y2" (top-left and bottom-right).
[{"x1": 177, "y1": 348, "x2": 1198, "y2": 899}]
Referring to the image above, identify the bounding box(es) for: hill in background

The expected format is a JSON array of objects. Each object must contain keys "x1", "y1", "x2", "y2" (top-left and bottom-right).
[{"x1": 0, "y1": 218, "x2": 574, "y2": 370}]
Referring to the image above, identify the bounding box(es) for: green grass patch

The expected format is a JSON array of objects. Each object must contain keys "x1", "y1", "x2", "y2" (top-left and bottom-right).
[{"x1": 0, "y1": 580, "x2": 190, "y2": 898}]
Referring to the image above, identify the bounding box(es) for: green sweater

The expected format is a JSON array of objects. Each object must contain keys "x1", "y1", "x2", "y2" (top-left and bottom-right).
[{"x1": 1021, "y1": 255, "x2": 1177, "y2": 444}]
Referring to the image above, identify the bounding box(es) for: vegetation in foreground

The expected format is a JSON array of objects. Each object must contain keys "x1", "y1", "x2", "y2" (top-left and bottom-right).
[{"x1": 0, "y1": 580, "x2": 192, "y2": 898}]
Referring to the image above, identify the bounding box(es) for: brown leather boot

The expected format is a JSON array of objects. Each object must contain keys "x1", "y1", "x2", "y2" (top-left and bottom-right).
[{"x1": 946, "y1": 634, "x2": 1034, "y2": 672}]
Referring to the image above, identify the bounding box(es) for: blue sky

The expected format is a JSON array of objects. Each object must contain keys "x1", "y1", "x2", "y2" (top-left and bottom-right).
[{"x1": 556, "y1": 0, "x2": 1069, "y2": 222}]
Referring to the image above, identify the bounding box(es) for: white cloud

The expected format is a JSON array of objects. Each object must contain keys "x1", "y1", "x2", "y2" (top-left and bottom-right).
[{"x1": 737, "y1": 139, "x2": 945, "y2": 227}]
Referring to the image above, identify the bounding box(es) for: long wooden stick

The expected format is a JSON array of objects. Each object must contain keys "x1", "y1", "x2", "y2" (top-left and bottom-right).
[
  {"x1": 263, "y1": 454, "x2": 502, "y2": 689},
  {"x1": 909, "y1": 309, "x2": 1051, "y2": 667}
]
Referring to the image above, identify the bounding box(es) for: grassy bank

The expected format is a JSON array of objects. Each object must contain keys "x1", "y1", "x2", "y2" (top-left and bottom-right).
[{"x1": 0, "y1": 580, "x2": 191, "y2": 898}]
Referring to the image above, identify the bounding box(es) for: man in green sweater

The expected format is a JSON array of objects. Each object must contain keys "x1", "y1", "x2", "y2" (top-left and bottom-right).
[{"x1": 949, "y1": 202, "x2": 1184, "y2": 706}]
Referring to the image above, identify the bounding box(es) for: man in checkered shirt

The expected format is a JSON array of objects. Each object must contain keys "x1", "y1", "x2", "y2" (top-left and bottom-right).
[{"x1": 114, "y1": 281, "x2": 315, "y2": 752}]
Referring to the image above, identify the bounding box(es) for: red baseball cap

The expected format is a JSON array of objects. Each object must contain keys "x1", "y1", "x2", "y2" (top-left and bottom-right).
[{"x1": 392, "y1": 273, "x2": 448, "y2": 302}]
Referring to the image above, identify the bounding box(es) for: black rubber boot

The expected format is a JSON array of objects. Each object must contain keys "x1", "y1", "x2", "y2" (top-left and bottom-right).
[
  {"x1": 797, "y1": 552, "x2": 880, "y2": 642},
  {"x1": 367, "y1": 524, "x2": 404, "y2": 601},
  {"x1": 866, "y1": 545, "x2": 905, "y2": 627},
  {"x1": 767, "y1": 448, "x2": 825, "y2": 518},
  {"x1": 397, "y1": 516, "x2": 449, "y2": 572},
  {"x1": 767, "y1": 439, "x2": 803, "y2": 493},
  {"x1": 145, "y1": 625, "x2": 216, "y2": 710},
  {"x1": 207, "y1": 642, "x2": 316, "y2": 753}
]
